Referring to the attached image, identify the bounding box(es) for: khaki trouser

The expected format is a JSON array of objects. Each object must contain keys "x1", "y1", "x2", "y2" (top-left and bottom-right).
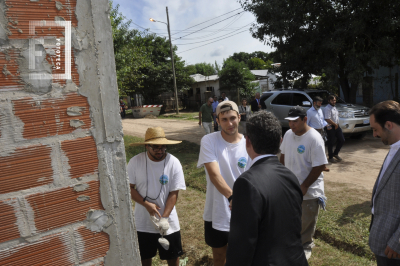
[{"x1": 301, "y1": 199, "x2": 319, "y2": 250}]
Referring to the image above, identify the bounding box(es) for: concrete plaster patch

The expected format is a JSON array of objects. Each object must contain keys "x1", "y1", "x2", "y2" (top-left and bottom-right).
[
  {"x1": 77, "y1": 195, "x2": 91, "y2": 201},
  {"x1": 67, "y1": 106, "x2": 84, "y2": 116},
  {"x1": 4, "y1": 198, "x2": 31, "y2": 238},
  {"x1": 73, "y1": 183, "x2": 89, "y2": 192},
  {"x1": 86, "y1": 210, "x2": 112, "y2": 232},
  {"x1": 70, "y1": 119, "x2": 85, "y2": 128}
]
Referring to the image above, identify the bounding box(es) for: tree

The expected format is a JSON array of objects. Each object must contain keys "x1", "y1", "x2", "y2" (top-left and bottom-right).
[
  {"x1": 219, "y1": 58, "x2": 256, "y2": 100},
  {"x1": 110, "y1": 2, "x2": 194, "y2": 103},
  {"x1": 240, "y1": 0, "x2": 400, "y2": 103},
  {"x1": 225, "y1": 52, "x2": 274, "y2": 70},
  {"x1": 186, "y1": 62, "x2": 216, "y2": 76}
]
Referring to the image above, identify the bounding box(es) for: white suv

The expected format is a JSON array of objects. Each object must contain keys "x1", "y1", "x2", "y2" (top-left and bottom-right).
[{"x1": 261, "y1": 90, "x2": 371, "y2": 137}]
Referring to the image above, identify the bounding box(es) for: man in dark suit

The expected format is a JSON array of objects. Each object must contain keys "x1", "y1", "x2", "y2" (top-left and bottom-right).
[
  {"x1": 250, "y1": 92, "x2": 265, "y2": 113},
  {"x1": 369, "y1": 100, "x2": 400, "y2": 266},
  {"x1": 226, "y1": 111, "x2": 308, "y2": 266}
]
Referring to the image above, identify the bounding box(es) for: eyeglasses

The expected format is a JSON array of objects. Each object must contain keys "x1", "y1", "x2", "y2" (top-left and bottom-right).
[{"x1": 148, "y1": 145, "x2": 166, "y2": 152}]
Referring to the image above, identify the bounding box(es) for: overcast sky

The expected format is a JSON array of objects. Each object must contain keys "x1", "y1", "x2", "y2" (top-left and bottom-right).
[{"x1": 112, "y1": 0, "x2": 274, "y2": 66}]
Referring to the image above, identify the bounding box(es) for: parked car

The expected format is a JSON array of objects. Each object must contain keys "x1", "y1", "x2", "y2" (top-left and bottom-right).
[{"x1": 261, "y1": 89, "x2": 371, "y2": 138}]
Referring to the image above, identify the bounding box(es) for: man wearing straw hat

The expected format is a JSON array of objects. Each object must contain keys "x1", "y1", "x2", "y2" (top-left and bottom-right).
[
  {"x1": 127, "y1": 127, "x2": 186, "y2": 266},
  {"x1": 197, "y1": 101, "x2": 251, "y2": 266}
]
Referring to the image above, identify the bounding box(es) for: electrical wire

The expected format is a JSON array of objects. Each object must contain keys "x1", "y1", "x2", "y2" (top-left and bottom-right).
[
  {"x1": 177, "y1": 29, "x2": 249, "y2": 54},
  {"x1": 174, "y1": 21, "x2": 252, "y2": 45},
  {"x1": 172, "y1": 11, "x2": 245, "y2": 41},
  {"x1": 170, "y1": 7, "x2": 242, "y2": 36},
  {"x1": 131, "y1": 22, "x2": 168, "y2": 37}
]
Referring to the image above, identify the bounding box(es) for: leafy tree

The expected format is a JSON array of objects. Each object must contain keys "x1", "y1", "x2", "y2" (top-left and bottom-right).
[
  {"x1": 225, "y1": 52, "x2": 274, "y2": 70},
  {"x1": 219, "y1": 58, "x2": 256, "y2": 100},
  {"x1": 240, "y1": 0, "x2": 400, "y2": 103},
  {"x1": 110, "y1": 2, "x2": 194, "y2": 103},
  {"x1": 186, "y1": 62, "x2": 216, "y2": 76},
  {"x1": 248, "y1": 57, "x2": 267, "y2": 70}
]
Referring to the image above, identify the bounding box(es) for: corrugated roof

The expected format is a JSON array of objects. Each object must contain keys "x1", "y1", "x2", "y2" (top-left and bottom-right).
[
  {"x1": 190, "y1": 74, "x2": 219, "y2": 82},
  {"x1": 250, "y1": 70, "x2": 269, "y2": 77}
]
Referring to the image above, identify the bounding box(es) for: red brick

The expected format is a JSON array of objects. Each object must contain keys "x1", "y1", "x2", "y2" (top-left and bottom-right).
[
  {"x1": 5, "y1": 0, "x2": 78, "y2": 39},
  {"x1": 0, "y1": 232, "x2": 74, "y2": 265},
  {"x1": 74, "y1": 227, "x2": 110, "y2": 264},
  {"x1": 26, "y1": 180, "x2": 103, "y2": 232},
  {"x1": 0, "y1": 49, "x2": 23, "y2": 91},
  {"x1": 12, "y1": 93, "x2": 91, "y2": 139},
  {"x1": 61, "y1": 137, "x2": 98, "y2": 179},
  {"x1": 0, "y1": 199, "x2": 20, "y2": 243},
  {"x1": 0, "y1": 144, "x2": 53, "y2": 194}
]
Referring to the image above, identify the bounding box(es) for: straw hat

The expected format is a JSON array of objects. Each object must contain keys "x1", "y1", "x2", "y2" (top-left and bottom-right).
[{"x1": 130, "y1": 127, "x2": 182, "y2": 146}]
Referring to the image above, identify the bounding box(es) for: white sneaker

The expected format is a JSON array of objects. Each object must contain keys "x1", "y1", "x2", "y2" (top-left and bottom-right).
[{"x1": 304, "y1": 249, "x2": 312, "y2": 260}]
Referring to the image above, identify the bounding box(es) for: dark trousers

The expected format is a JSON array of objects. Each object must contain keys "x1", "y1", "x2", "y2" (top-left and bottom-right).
[
  {"x1": 326, "y1": 126, "x2": 345, "y2": 158},
  {"x1": 213, "y1": 115, "x2": 218, "y2": 131},
  {"x1": 376, "y1": 255, "x2": 400, "y2": 266}
]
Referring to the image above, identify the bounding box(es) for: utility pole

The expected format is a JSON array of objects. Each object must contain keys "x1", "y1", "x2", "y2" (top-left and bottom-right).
[{"x1": 166, "y1": 7, "x2": 179, "y2": 114}]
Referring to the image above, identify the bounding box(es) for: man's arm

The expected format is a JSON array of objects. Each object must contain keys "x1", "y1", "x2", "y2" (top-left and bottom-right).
[
  {"x1": 279, "y1": 154, "x2": 285, "y2": 165},
  {"x1": 204, "y1": 161, "x2": 232, "y2": 199},
  {"x1": 162, "y1": 190, "x2": 179, "y2": 218},
  {"x1": 226, "y1": 177, "x2": 262, "y2": 266},
  {"x1": 325, "y1": 118, "x2": 338, "y2": 129},
  {"x1": 300, "y1": 165, "x2": 325, "y2": 195},
  {"x1": 130, "y1": 184, "x2": 161, "y2": 217},
  {"x1": 198, "y1": 111, "x2": 202, "y2": 125}
]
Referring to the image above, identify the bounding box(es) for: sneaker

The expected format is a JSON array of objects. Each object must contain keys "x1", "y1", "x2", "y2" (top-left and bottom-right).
[
  {"x1": 304, "y1": 249, "x2": 312, "y2": 260},
  {"x1": 333, "y1": 155, "x2": 343, "y2": 161},
  {"x1": 328, "y1": 158, "x2": 336, "y2": 163}
]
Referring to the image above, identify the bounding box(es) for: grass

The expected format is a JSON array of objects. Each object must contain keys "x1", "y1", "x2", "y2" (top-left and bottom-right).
[
  {"x1": 157, "y1": 112, "x2": 199, "y2": 122},
  {"x1": 124, "y1": 135, "x2": 375, "y2": 265}
]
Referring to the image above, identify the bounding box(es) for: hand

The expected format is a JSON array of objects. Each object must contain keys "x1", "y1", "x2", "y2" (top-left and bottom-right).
[
  {"x1": 150, "y1": 215, "x2": 160, "y2": 231},
  {"x1": 334, "y1": 123, "x2": 338, "y2": 130},
  {"x1": 300, "y1": 184, "x2": 308, "y2": 196},
  {"x1": 385, "y1": 245, "x2": 400, "y2": 259},
  {"x1": 159, "y1": 217, "x2": 170, "y2": 235},
  {"x1": 198, "y1": 121, "x2": 201, "y2": 125},
  {"x1": 258, "y1": 104, "x2": 262, "y2": 109},
  {"x1": 144, "y1": 201, "x2": 161, "y2": 218}
]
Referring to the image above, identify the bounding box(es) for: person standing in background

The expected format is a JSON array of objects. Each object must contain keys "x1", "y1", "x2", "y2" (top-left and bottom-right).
[
  {"x1": 212, "y1": 96, "x2": 219, "y2": 132},
  {"x1": 199, "y1": 97, "x2": 214, "y2": 135},
  {"x1": 324, "y1": 95, "x2": 345, "y2": 163},
  {"x1": 238, "y1": 98, "x2": 251, "y2": 135}
]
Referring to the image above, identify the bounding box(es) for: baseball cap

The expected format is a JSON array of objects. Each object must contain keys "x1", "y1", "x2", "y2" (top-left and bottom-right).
[
  {"x1": 284, "y1": 106, "x2": 307, "y2": 120},
  {"x1": 216, "y1": 100, "x2": 239, "y2": 116}
]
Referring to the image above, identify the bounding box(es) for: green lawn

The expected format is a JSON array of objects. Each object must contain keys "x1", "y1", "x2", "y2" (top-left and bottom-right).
[
  {"x1": 157, "y1": 112, "x2": 199, "y2": 122},
  {"x1": 124, "y1": 135, "x2": 375, "y2": 265}
]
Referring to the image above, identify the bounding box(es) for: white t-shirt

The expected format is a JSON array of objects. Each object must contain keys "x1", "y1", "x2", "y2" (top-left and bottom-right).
[
  {"x1": 197, "y1": 132, "x2": 250, "y2": 231},
  {"x1": 127, "y1": 152, "x2": 186, "y2": 235},
  {"x1": 280, "y1": 128, "x2": 328, "y2": 200}
]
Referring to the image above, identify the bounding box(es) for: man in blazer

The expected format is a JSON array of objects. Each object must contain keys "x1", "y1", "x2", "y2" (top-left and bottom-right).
[
  {"x1": 226, "y1": 111, "x2": 308, "y2": 266},
  {"x1": 250, "y1": 92, "x2": 265, "y2": 113},
  {"x1": 369, "y1": 100, "x2": 400, "y2": 266}
]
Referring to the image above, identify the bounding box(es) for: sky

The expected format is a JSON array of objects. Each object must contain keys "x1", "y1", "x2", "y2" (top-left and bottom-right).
[{"x1": 112, "y1": 0, "x2": 274, "y2": 66}]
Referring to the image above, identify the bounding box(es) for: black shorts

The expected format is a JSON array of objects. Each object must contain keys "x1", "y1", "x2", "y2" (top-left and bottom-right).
[
  {"x1": 137, "y1": 231, "x2": 183, "y2": 261},
  {"x1": 204, "y1": 221, "x2": 229, "y2": 248}
]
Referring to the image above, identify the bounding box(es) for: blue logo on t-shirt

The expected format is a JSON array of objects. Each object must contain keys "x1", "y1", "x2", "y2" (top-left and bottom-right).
[
  {"x1": 297, "y1": 145, "x2": 306, "y2": 154},
  {"x1": 238, "y1": 157, "x2": 247, "y2": 168},
  {"x1": 159, "y1": 175, "x2": 169, "y2": 185}
]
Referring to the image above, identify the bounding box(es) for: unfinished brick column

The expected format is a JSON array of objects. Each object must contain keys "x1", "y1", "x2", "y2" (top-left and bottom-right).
[{"x1": 0, "y1": 0, "x2": 141, "y2": 265}]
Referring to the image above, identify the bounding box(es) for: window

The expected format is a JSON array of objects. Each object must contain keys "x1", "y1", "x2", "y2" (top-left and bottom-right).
[
  {"x1": 206, "y1": 87, "x2": 214, "y2": 92},
  {"x1": 260, "y1": 93, "x2": 273, "y2": 102},
  {"x1": 271, "y1": 93, "x2": 292, "y2": 106},
  {"x1": 292, "y1": 93, "x2": 311, "y2": 106},
  {"x1": 188, "y1": 89, "x2": 194, "y2": 97}
]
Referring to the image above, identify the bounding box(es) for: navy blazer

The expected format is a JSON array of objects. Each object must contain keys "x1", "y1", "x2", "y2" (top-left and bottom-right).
[{"x1": 226, "y1": 156, "x2": 308, "y2": 266}]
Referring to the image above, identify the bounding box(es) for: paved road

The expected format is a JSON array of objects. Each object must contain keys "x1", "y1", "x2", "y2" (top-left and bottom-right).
[{"x1": 122, "y1": 118, "x2": 388, "y2": 191}]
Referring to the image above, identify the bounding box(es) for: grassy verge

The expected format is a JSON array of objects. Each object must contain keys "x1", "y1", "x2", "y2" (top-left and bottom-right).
[
  {"x1": 157, "y1": 112, "x2": 199, "y2": 122},
  {"x1": 124, "y1": 135, "x2": 374, "y2": 265}
]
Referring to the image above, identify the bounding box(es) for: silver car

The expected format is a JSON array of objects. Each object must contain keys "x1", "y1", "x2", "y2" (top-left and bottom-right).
[{"x1": 261, "y1": 90, "x2": 371, "y2": 137}]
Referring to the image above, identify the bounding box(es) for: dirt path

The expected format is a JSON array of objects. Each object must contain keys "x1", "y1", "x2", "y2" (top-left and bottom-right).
[{"x1": 122, "y1": 118, "x2": 388, "y2": 191}]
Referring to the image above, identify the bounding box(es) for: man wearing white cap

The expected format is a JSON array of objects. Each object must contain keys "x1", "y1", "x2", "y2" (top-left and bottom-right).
[
  {"x1": 197, "y1": 101, "x2": 251, "y2": 266},
  {"x1": 280, "y1": 106, "x2": 328, "y2": 261},
  {"x1": 127, "y1": 127, "x2": 186, "y2": 266}
]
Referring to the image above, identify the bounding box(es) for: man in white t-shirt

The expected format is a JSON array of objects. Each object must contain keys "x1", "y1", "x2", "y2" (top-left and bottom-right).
[
  {"x1": 280, "y1": 106, "x2": 328, "y2": 261},
  {"x1": 127, "y1": 127, "x2": 186, "y2": 266},
  {"x1": 197, "y1": 101, "x2": 250, "y2": 266}
]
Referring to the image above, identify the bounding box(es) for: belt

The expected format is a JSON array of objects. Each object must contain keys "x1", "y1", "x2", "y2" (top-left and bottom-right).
[{"x1": 315, "y1": 128, "x2": 323, "y2": 133}]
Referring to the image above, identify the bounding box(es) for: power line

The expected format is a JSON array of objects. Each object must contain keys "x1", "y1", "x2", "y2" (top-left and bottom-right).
[
  {"x1": 131, "y1": 22, "x2": 167, "y2": 37},
  {"x1": 174, "y1": 21, "x2": 252, "y2": 45},
  {"x1": 171, "y1": 7, "x2": 242, "y2": 36},
  {"x1": 172, "y1": 11, "x2": 245, "y2": 41},
  {"x1": 177, "y1": 29, "x2": 249, "y2": 54}
]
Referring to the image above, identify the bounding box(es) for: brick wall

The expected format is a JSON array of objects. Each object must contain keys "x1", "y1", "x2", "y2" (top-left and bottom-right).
[{"x1": 0, "y1": 0, "x2": 140, "y2": 265}]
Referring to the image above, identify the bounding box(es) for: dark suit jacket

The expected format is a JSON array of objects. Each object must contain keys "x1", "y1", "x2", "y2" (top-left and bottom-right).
[
  {"x1": 250, "y1": 98, "x2": 266, "y2": 113},
  {"x1": 226, "y1": 156, "x2": 308, "y2": 266},
  {"x1": 369, "y1": 149, "x2": 400, "y2": 257}
]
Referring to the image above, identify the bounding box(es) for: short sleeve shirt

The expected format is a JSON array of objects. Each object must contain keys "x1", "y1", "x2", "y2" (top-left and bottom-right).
[
  {"x1": 197, "y1": 132, "x2": 251, "y2": 231},
  {"x1": 127, "y1": 152, "x2": 186, "y2": 235},
  {"x1": 280, "y1": 128, "x2": 328, "y2": 200},
  {"x1": 200, "y1": 104, "x2": 213, "y2": 122},
  {"x1": 323, "y1": 104, "x2": 339, "y2": 124}
]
